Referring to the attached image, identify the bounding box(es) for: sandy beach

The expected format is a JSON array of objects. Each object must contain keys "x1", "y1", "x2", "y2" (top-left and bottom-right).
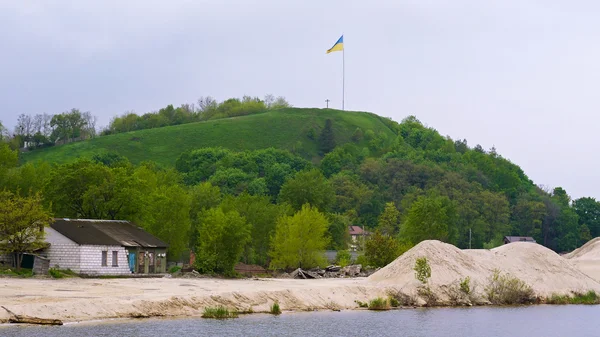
[
  {"x1": 3, "y1": 239, "x2": 600, "y2": 323},
  {"x1": 0, "y1": 277, "x2": 390, "y2": 323}
]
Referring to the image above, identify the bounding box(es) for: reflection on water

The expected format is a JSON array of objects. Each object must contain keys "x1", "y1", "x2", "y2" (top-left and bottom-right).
[{"x1": 2, "y1": 306, "x2": 600, "y2": 337}]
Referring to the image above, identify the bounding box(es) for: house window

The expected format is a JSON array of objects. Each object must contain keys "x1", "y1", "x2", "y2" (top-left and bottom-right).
[
  {"x1": 112, "y1": 251, "x2": 118, "y2": 267},
  {"x1": 101, "y1": 251, "x2": 108, "y2": 267}
]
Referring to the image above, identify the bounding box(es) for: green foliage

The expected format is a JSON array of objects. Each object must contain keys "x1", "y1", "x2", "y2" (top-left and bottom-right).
[
  {"x1": 279, "y1": 169, "x2": 334, "y2": 211},
  {"x1": 401, "y1": 194, "x2": 455, "y2": 244},
  {"x1": 354, "y1": 300, "x2": 368, "y2": 308},
  {"x1": 24, "y1": 108, "x2": 395, "y2": 166},
  {"x1": 318, "y1": 119, "x2": 336, "y2": 155},
  {"x1": 0, "y1": 192, "x2": 53, "y2": 270},
  {"x1": 48, "y1": 268, "x2": 77, "y2": 278},
  {"x1": 169, "y1": 266, "x2": 182, "y2": 274},
  {"x1": 269, "y1": 204, "x2": 329, "y2": 270},
  {"x1": 335, "y1": 250, "x2": 352, "y2": 267},
  {"x1": 354, "y1": 254, "x2": 368, "y2": 267},
  {"x1": 220, "y1": 193, "x2": 289, "y2": 266},
  {"x1": 485, "y1": 269, "x2": 535, "y2": 305},
  {"x1": 364, "y1": 231, "x2": 400, "y2": 268},
  {"x1": 367, "y1": 297, "x2": 390, "y2": 310},
  {"x1": 0, "y1": 267, "x2": 33, "y2": 277},
  {"x1": 270, "y1": 302, "x2": 281, "y2": 315},
  {"x1": 460, "y1": 277, "x2": 471, "y2": 294},
  {"x1": 483, "y1": 236, "x2": 503, "y2": 249},
  {"x1": 202, "y1": 306, "x2": 239, "y2": 319},
  {"x1": 195, "y1": 208, "x2": 251, "y2": 275},
  {"x1": 377, "y1": 202, "x2": 400, "y2": 236},
  {"x1": 388, "y1": 297, "x2": 400, "y2": 307},
  {"x1": 547, "y1": 291, "x2": 599, "y2": 305},
  {"x1": 414, "y1": 257, "x2": 431, "y2": 284}
]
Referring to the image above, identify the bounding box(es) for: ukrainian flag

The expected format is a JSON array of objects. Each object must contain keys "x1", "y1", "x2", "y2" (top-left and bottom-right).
[{"x1": 327, "y1": 35, "x2": 344, "y2": 54}]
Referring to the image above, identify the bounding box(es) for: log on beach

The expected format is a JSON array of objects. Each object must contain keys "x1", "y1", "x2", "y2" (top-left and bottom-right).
[{"x1": 2, "y1": 306, "x2": 63, "y2": 326}]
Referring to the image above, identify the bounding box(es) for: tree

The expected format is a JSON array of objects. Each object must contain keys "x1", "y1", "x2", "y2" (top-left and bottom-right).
[
  {"x1": 401, "y1": 194, "x2": 456, "y2": 244},
  {"x1": 195, "y1": 207, "x2": 250, "y2": 275},
  {"x1": 364, "y1": 230, "x2": 399, "y2": 267},
  {"x1": 0, "y1": 192, "x2": 53, "y2": 270},
  {"x1": 318, "y1": 119, "x2": 336, "y2": 155},
  {"x1": 378, "y1": 202, "x2": 401, "y2": 236},
  {"x1": 278, "y1": 169, "x2": 334, "y2": 211},
  {"x1": 327, "y1": 213, "x2": 351, "y2": 250},
  {"x1": 221, "y1": 193, "x2": 290, "y2": 266},
  {"x1": 573, "y1": 197, "x2": 600, "y2": 238},
  {"x1": 269, "y1": 204, "x2": 329, "y2": 270}
]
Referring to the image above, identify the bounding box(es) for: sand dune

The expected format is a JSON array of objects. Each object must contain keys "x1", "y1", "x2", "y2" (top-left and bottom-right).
[{"x1": 369, "y1": 240, "x2": 600, "y2": 297}]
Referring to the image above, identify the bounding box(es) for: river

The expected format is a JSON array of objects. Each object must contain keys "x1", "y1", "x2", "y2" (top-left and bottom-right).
[{"x1": 2, "y1": 306, "x2": 599, "y2": 337}]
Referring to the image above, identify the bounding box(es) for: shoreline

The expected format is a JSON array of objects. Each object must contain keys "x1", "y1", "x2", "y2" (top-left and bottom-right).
[{"x1": 1, "y1": 276, "x2": 599, "y2": 326}]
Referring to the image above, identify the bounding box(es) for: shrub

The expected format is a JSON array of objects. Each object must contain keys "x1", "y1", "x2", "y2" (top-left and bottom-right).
[
  {"x1": 169, "y1": 266, "x2": 182, "y2": 274},
  {"x1": 48, "y1": 268, "x2": 64, "y2": 279},
  {"x1": 571, "y1": 291, "x2": 599, "y2": 304},
  {"x1": 547, "y1": 294, "x2": 570, "y2": 305},
  {"x1": 355, "y1": 300, "x2": 368, "y2": 308},
  {"x1": 388, "y1": 297, "x2": 400, "y2": 308},
  {"x1": 335, "y1": 250, "x2": 352, "y2": 267},
  {"x1": 202, "y1": 306, "x2": 238, "y2": 319},
  {"x1": 418, "y1": 286, "x2": 438, "y2": 306},
  {"x1": 386, "y1": 290, "x2": 416, "y2": 306},
  {"x1": 414, "y1": 257, "x2": 431, "y2": 284},
  {"x1": 270, "y1": 302, "x2": 282, "y2": 315},
  {"x1": 368, "y1": 297, "x2": 390, "y2": 310},
  {"x1": 354, "y1": 254, "x2": 368, "y2": 267},
  {"x1": 485, "y1": 269, "x2": 535, "y2": 305},
  {"x1": 460, "y1": 277, "x2": 471, "y2": 295}
]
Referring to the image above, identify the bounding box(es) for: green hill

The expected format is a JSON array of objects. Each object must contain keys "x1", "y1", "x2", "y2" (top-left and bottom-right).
[{"x1": 21, "y1": 108, "x2": 396, "y2": 167}]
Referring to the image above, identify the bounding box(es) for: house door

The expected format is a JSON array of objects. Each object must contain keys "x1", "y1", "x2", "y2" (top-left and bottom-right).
[
  {"x1": 128, "y1": 252, "x2": 136, "y2": 273},
  {"x1": 138, "y1": 252, "x2": 145, "y2": 274}
]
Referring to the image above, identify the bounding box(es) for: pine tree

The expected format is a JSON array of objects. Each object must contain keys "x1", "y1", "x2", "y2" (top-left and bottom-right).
[{"x1": 318, "y1": 119, "x2": 336, "y2": 155}]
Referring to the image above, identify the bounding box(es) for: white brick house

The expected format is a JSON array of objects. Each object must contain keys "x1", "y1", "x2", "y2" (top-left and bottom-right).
[{"x1": 42, "y1": 219, "x2": 169, "y2": 276}]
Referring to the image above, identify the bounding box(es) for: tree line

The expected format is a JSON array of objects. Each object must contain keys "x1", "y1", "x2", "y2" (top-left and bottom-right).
[
  {"x1": 102, "y1": 95, "x2": 290, "y2": 136},
  {"x1": 1, "y1": 114, "x2": 599, "y2": 274}
]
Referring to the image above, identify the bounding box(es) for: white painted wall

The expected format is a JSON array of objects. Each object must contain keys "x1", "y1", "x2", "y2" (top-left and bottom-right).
[
  {"x1": 44, "y1": 227, "x2": 81, "y2": 272},
  {"x1": 79, "y1": 245, "x2": 131, "y2": 276}
]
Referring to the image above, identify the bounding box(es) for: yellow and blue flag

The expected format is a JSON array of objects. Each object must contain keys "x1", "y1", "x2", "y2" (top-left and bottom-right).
[{"x1": 327, "y1": 35, "x2": 344, "y2": 54}]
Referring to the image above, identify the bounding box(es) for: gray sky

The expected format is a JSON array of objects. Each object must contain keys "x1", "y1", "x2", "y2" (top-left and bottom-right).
[{"x1": 1, "y1": 0, "x2": 599, "y2": 200}]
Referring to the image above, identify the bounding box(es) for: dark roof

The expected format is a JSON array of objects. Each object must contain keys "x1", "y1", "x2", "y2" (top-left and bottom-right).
[
  {"x1": 504, "y1": 236, "x2": 536, "y2": 243},
  {"x1": 348, "y1": 226, "x2": 370, "y2": 235},
  {"x1": 50, "y1": 219, "x2": 169, "y2": 248}
]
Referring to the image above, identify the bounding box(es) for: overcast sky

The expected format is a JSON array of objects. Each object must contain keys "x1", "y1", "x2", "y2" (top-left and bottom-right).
[{"x1": 1, "y1": 1, "x2": 599, "y2": 199}]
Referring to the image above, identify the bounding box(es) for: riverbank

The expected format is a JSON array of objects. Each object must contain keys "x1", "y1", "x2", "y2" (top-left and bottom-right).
[
  {"x1": 0, "y1": 277, "x2": 392, "y2": 323},
  {"x1": 4, "y1": 239, "x2": 600, "y2": 324}
]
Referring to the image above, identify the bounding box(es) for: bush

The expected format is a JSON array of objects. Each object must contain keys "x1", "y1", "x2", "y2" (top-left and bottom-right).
[
  {"x1": 387, "y1": 290, "x2": 416, "y2": 306},
  {"x1": 460, "y1": 277, "x2": 471, "y2": 295},
  {"x1": 571, "y1": 291, "x2": 599, "y2": 304},
  {"x1": 388, "y1": 297, "x2": 400, "y2": 308},
  {"x1": 547, "y1": 294, "x2": 570, "y2": 305},
  {"x1": 368, "y1": 297, "x2": 390, "y2": 310},
  {"x1": 270, "y1": 302, "x2": 282, "y2": 315},
  {"x1": 202, "y1": 306, "x2": 238, "y2": 319},
  {"x1": 48, "y1": 268, "x2": 64, "y2": 279},
  {"x1": 414, "y1": 257, "x2": 431, "y2": 284},
  {"x1": 485, "y1": 269, "x2": 535, "y2": 305},
  {"x1": 354, "y1": 254, "x2": 369, "y2": 267},
  {"x1": 169, "y1": 266, "x2": 182, "y2": 274},
  {"x1": 335, "y1": 250, "x2": 352, "y2": 267},
  {"x1": 355, "y1": 300, "x2": 368, "y2": 308}
]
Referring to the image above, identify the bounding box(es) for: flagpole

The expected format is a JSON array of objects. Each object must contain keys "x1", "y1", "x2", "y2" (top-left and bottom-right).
[{"x1": 342, "y1": 42, "x2": 345, "y2": 111}]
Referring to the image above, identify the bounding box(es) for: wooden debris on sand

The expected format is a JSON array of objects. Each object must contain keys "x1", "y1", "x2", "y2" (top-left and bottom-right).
[{"x1": 2, "y1": 306, "x2": 63, "y2": 325}]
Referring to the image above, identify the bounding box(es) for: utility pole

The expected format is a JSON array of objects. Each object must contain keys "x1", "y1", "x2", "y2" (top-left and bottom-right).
[{"x1": 325, "y1": 99, "x2": 330, "y2": 108}]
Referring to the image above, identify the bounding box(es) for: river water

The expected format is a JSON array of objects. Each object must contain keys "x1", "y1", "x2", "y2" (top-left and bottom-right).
[{"x1": 2, "y1": 306, "x2": 600, "y2": 337}]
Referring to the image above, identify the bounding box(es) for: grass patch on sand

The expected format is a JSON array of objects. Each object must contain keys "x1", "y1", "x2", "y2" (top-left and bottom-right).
[
  {"x1": 368, "y1": 297, "x2": 390, "y2": 310},
  {"x1": 202, "y1": 306, "x2": 239, "y2": 319}
]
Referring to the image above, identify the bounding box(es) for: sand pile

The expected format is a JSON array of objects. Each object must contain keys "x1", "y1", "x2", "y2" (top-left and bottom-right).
[
  {"x1": 368, "y1": 240, "x2": 600, "y2": 298},
  {"x1": 563, "y1": 237, "x2": 600, "y2": 281}
]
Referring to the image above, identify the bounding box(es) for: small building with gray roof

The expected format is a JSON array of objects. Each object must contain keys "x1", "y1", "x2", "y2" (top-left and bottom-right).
[{"x1": 43, "y1": 218, "x2": 168, "y2": 276}]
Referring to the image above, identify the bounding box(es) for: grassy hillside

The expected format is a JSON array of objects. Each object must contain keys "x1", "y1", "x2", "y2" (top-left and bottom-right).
[{"x1": 21, "y1": 108, "x2": 396, "y2": 167}]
